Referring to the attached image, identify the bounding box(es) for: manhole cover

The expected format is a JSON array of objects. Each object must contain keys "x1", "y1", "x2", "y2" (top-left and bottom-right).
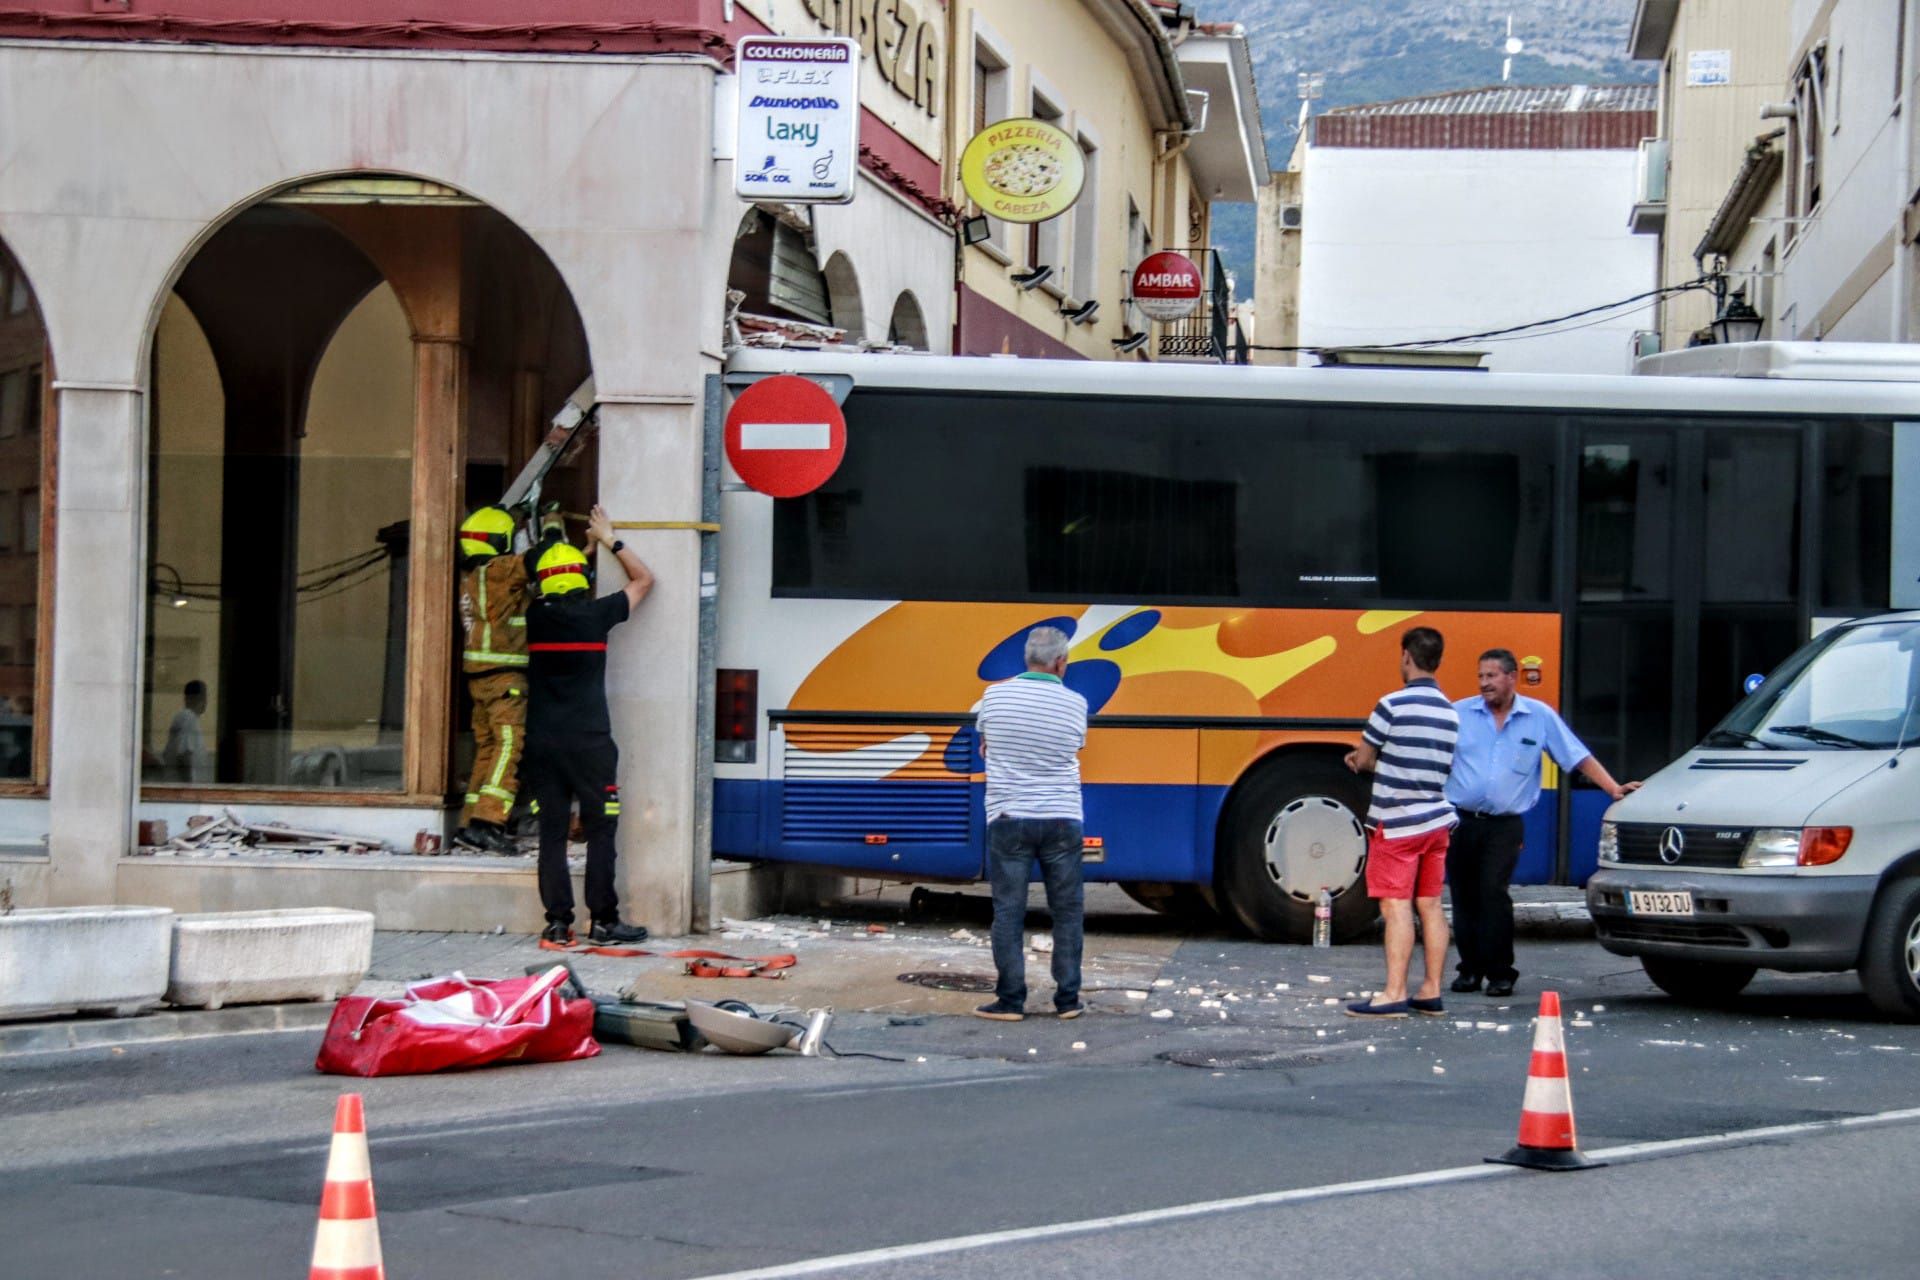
[
  {"x1": 1158, "y1": 1048, "x2": 1328, "y2": 1070},
  {"x1": 897, "y1": 971, "x2": 996, "y2": 993}
]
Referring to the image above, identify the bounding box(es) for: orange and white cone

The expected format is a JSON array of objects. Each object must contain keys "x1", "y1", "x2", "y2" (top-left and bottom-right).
[
  {"x1": 1486, "y1": 991, "x2": 1605, "y2": 1171},
  {"x1": 309, "y1": 1093, "x2": 386, "y2": 1280}
]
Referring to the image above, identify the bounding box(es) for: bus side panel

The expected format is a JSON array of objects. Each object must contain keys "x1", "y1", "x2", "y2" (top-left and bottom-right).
[
  {"x1": 1517, "y1": 796, "x2": 1557, "y2": 885},
  {"x1": 1565, "y1": 789, "x2": 1612, "y2": 885},
  {"x1": 1080, "y1": 782, "x2": 1223, "y2": 883},
  {"x1": 713, "y1": 778, "x2": 764, "y2": 857}
]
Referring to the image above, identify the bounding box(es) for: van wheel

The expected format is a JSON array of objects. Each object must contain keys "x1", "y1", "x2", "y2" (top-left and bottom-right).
[
  {"x1": 1119, "y1": 882, "x2": 1220, "y2": 925},
  {"x1": 1217, "y1": 755, "x2": 1374, "y2": 944},
  {"x1": 1639, "y1": 955, "x2": 1755, "y2": 1005},
  {"x1": 1858, "y1": 878, "x2": 1920, "y2": 1021}
]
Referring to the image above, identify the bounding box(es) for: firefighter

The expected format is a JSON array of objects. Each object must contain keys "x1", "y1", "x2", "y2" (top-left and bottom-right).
[
  {"x1": 524, "y1": 504, "x2": 654, "y2": 946},
  {"x1": 454, "y1": 505, "x2": 529, "y2": 855}
]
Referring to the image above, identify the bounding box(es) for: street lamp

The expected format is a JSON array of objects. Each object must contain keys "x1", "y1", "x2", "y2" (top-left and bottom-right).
[{"x1": 1711, "y1": 286, "x2": 1763, "y2": 345}]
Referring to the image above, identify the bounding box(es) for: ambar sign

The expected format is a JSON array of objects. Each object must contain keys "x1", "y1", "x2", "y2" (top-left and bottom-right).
[
  {"x1": 1131, "y1": 251, "x2": 1204, "y2": 322},
  {"x1": 802, "y1": 0, "x2": 941, "y2": 117}
]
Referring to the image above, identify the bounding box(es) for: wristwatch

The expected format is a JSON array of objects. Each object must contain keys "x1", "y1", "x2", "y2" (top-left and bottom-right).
[{"x1": 609, "y1": 539, "x2": 625, "y2": 554}]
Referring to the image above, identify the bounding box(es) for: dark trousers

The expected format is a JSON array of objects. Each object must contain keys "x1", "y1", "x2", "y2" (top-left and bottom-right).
[
  {"x1": 527, "y1": 733, "x2": 620, "y2": 927},
  {"x1": 1447, "y1": 812, "x2": 1526, "y2": 984},
  {"x1": 987, "y1": 817, "x2": 1085, "y2": 1010}
]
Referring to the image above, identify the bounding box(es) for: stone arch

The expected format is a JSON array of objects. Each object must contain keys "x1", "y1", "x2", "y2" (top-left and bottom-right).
[
  {"x1": 887, "y1": 290, "x2": 930, "y2": 350},
  {"x1": 822, "y1": 251, "x2": 865, "y2": 341},
  {"x1": 143, "y1": 172, "x2": 594, "y2": 794}
]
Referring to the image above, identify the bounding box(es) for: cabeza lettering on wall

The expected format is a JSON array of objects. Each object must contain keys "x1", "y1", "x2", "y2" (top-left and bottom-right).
[{"x1": 802, "y1": 0, "x2": 941, "y2": 116}]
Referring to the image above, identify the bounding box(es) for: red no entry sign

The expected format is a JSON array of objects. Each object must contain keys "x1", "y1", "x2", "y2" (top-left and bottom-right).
[
  {"x1": 724, "y1": 375, "x2": 848, "y2": 498},
  {"x1": 1131, "y1": 251, "x2": 1204, "y2": 322}
]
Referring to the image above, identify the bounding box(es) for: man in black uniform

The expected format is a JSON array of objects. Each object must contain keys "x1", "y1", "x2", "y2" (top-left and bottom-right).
[{"x1": 525, "y1": 504, "x2": 655, "y2": 947}]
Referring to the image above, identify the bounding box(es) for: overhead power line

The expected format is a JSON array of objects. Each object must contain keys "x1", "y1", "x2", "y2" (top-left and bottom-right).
[{"x1": 1245, "y1": 276, "x2": 1716, "y2": 355}]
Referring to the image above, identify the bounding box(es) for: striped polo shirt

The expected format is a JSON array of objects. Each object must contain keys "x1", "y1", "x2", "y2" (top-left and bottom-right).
[
  {"x1": 1360, "y1": 677, "x2": 1460, "y2": 837},
  {"x1": 975, "y1": 672, "x2": 1089, "y2": 822}
]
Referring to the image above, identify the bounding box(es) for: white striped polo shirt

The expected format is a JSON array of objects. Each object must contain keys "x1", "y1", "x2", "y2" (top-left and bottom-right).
[
  {"x1": 975, "y1": 672, "x2": 1088, "y2": 822},
  {"x1": 1360, "y1": 677, "x2": 1460, "y2": 837}
]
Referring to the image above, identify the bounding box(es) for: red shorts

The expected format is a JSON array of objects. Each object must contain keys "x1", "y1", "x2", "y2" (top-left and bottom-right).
[{"x1": 1364, "y1": 824, "x2": 1451, "y2": 900}]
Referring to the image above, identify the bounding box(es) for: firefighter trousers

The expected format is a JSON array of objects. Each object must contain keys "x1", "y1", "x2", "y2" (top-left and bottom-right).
[
  {"x1": 462, "y1": 670, "x2": 527, "y2": 827},
  {"x1": 527, "y1": 733, "x2": 620, "y2": 926}
]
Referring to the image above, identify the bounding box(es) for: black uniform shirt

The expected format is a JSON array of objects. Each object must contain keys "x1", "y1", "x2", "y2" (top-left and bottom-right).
[{"x1": 525, "y1": 590, "x2": 631, "y2": 739}]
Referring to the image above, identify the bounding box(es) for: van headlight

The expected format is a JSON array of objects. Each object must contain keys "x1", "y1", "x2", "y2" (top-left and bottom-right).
[
  {"x1": 1597, "y1": 821, "x2": 1619, "y2": 863},
  {"x1": 1741, "y1": 827, "x2": 1853, "y2": 868}
]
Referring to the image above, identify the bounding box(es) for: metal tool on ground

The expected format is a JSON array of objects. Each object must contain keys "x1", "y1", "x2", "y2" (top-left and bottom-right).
[
  {"x1": 524, "y1": 961, "x2": 702, "y2": 1052},
  {"x1": 1487, "y1": 990, "x2": 1605, "y2": 1171},
  {"x1": 309, "y1": 1092, "x2": 384, "y2": 1280}
]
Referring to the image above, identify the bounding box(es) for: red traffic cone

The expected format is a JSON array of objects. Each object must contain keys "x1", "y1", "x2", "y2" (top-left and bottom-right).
[
  {"x1": 1487, "y1": 991, "x2": 1605, "y2": 1172},
  {"x1": 309, "y1": 1093, "x2": 386, "y2": 1279}
]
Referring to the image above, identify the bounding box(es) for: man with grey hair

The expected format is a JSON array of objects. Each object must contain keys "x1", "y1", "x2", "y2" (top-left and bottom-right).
[{"x1": 971, "y1": 624, "x2": 1090, "y2": 1021}]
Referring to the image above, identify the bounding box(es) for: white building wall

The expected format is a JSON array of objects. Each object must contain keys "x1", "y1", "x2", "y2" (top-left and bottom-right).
[
  {"x1": 1298, "y1": 145, "x2": 1658, "y2": 373},
  {"x1": 1775, "y1": 1, "x2": 1909, "y2": 340},
  {"x1": 0, "y1": 37, "x2": 957, "y2": 930}
]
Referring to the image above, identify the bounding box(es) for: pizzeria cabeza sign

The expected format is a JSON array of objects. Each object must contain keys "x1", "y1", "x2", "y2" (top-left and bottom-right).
[
  {"x1": 735, "y1": 36, "x2": 861, "y2": 204},
  {"x1": 960, "y1": 118, "x2": 1086, "y2": 225}
]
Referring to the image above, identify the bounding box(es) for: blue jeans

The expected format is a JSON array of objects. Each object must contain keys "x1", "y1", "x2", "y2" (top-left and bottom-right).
[{"x1": 987, "y1": 816, "x2": 1085, "y2": 1010}]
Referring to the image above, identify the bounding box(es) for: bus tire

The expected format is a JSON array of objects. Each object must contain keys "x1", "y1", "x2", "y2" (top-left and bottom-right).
[
  {"x1": 1120, "y1": 881, "x2": 1220, "y2": 925},
  {"x1": 1639, "y1": 955, "x2": 1755, "y2": 1006},
  {"x1": 1216, "y1": 754, "x2": 1375, "y2": 944},
  {"x1": 1858, "y1": 877, "x2": 1920, "y2": 1021}
]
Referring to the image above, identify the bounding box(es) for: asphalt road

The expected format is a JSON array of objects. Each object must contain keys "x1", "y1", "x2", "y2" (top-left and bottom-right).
[{"x1": 4, "y1": 936, "x2": 1918, "y2": 1278}]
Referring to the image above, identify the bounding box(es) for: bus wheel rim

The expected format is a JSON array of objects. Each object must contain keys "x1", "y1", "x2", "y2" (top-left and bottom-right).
[{"x1": 1261, "y1": 796, "x2": 1365, "y2": 904}]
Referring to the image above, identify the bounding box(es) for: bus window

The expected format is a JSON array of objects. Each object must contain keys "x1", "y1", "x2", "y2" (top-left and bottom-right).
[
  {"x1": 1819, "y1": 420, "x2": 1893, "y2": 610},
  {"x1": 774, "y1": 390, "x2": 1557, "y2": 608}
]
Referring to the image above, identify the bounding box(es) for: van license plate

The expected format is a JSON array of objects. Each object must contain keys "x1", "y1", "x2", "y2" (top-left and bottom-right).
[{"x1": 1628, "y1": 890, "x2": 1693, "y2": 917}]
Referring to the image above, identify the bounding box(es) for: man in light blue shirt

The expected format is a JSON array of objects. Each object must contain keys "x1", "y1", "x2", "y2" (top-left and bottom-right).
[{"x1": 1445, "y1": 648, "x2": 1639, "y2": 997}]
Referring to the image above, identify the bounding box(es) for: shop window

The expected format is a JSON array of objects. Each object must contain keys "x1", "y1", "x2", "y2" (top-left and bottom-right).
[
  {"x1": 0, "y1": 240, "x2": 48, "y2": 779},
  {"x1": 146, "y1": 209, "x2": 411, "y2": 791}
]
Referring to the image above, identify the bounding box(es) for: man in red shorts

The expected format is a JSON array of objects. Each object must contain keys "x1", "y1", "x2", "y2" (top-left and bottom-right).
[{"x1": 1342, "y1": 626, "x2": 1459, "y2": 1018}]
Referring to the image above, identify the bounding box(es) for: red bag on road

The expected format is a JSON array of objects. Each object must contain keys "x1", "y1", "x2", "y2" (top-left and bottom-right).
[{"x1": 316, "y1": 966, "x2": 600, "y2": 1077}]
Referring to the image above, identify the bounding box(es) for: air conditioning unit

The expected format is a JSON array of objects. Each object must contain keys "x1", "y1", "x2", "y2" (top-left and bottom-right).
[
  {"x1": 1280, "y1": 204, "x2": 1303, "y2": 230},
  {"x1": 1631, "y1": 330, "x2": 1661, "y2": 360}
]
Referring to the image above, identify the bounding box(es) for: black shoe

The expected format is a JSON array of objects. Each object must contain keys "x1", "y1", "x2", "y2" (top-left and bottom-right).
[
  {"x1": 1485, "y1": 979, "x2": 1516, "y2": 998},
  {"x1": 589, "y1": 920, "x2": 649, "y2": 945},
  {"x1": 972, "y1": 1000, "x2": 1025, "y2": 1022},
  {"x1": 540, "y1": 922, "x2": 574, "y2": 946},
  {"x1": 1451, "y1": 974, "x2": 1483, "y2": 994},
  {"x1": 1055, "y1": 1001, "x2": 1085, "y2": 1020}
]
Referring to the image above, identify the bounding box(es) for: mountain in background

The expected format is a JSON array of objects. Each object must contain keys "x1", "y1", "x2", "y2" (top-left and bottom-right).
[{"x1": 1197, "y1": 0, "x2": 1654, "y2": 296}]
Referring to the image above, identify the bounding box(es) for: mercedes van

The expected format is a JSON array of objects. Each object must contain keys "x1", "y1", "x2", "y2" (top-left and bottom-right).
[{"x1": 1588, "y1": 612, "x2": 1920, "y2": 1018}]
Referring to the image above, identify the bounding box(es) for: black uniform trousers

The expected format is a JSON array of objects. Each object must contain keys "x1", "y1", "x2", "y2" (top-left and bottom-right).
[
  {"x1": 527, "y1": 733, "x2": 621, "y2": 927},
  {"x1": 1447, "y1": 812, "x2": 1527, "y2": 984}
]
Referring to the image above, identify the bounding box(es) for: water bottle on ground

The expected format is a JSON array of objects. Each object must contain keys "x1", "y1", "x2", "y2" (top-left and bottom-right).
[{"x1": 1312, "y1": 889, "x2": 1333, "y2": 948}]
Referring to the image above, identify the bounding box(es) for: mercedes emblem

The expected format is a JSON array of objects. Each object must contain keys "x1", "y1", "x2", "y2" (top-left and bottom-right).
[{"x1": 1658, "y1": 826, "x2": 1686, "y2": 865}]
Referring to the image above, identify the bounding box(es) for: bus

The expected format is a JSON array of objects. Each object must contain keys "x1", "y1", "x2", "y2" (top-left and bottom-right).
[{"x1": 711, "y1": 345, "x2": 1916, "y2": 943}]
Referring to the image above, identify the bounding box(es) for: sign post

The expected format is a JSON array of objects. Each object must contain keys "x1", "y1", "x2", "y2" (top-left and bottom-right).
[
  {"x1": 1130, "y1": 251, "x2": 1205, "y2": 322},
  {"x1": 735, "y1": 37, "x2": 861, "y2": 203},
  {"x1": 724, "y1": 376, "x2": 848, "y2": 499}
]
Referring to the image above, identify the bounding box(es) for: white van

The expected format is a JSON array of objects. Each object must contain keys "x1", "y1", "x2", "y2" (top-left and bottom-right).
[{"x1": 1588, "y1": 611, "x2": 1920, "y2": 1018}]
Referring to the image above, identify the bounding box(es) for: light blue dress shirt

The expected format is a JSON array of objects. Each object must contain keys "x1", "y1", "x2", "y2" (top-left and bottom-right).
[{"x1": 1443, "y1": 694, "x2": 1590, "y2": 816}]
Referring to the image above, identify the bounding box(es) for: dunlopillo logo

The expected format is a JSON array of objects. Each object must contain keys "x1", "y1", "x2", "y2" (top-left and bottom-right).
[{"x1": 749, "y1": 95, "x2": 841, "y2": 110}]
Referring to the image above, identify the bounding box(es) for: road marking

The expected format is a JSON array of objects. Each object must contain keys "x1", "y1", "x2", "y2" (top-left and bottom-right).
[{"x1": 683, "y1": 1105, "x2": 1920, "y2": 1279}]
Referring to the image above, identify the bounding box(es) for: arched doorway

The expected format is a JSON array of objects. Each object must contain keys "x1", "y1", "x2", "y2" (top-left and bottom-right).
[
  {"x1": 887, "y1": 290, "x2": 929, "y2": 350},
  {"x1": 145, "y1": 176, "x2": 592, "y2": 802},
  {"x1": 0, "y1": 240, "x2": 51, "y2": 783}
]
